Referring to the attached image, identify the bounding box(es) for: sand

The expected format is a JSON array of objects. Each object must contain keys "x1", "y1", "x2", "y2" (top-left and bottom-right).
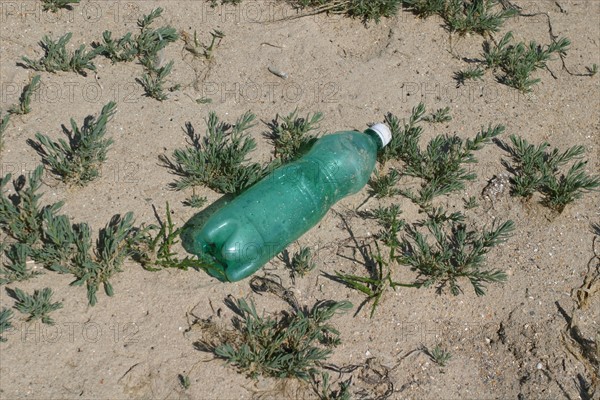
[{"x1": 0, "y1": 1, "x2": 598, "y2": 399}]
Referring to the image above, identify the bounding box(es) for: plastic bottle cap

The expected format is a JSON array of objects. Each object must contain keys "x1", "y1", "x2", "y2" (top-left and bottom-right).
[{"x1": 368, "y1": 123, "x2": 392, "y2": 147}]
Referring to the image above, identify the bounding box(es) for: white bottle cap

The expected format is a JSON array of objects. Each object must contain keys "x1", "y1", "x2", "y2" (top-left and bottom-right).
[{"x1": 368, "y1": 123, "x2": 392, "y2": 147}]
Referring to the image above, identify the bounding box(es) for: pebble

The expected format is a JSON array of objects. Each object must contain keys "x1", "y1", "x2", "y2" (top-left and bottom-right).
[{"x1": 536, "y1": 362, "x2": 543, "y2": 370}]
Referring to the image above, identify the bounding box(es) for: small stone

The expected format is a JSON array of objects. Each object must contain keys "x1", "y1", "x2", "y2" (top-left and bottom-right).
[
  {"x1": 482, "y1": 173, "x2": 510, "y2": 202},
  {"x1": 536, "y1": 362, "x2": 543, "y2": 370}
]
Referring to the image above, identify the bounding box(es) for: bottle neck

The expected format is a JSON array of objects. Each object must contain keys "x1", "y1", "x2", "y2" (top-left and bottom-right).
[{"x1": 364, "y1": 128, "x2": 385, "y2": 150}]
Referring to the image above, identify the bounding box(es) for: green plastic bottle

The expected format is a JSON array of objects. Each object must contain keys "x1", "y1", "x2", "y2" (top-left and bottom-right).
[{"x1": 180, "y1": 123, "x2": 392, "y2": 282}]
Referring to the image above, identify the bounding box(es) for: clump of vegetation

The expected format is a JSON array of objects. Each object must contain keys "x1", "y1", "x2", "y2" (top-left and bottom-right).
[
  {"x1": 444, "y1": 0, "x2": 517, "y2": 35},
  {"x1": 182, "y1": 193, "x2": 207, "y2": 208},
  {"x1": 94, "y1": 7, "x2": 179, "y2": 100},
  {"x1": 34, "y1": 211, "x2": 79, "y2": 271},
  {"x1": 19, "y1": 208, "x2": 136, "y2": 306},
  {"x1": 208, "y1": 0, "x2": 243, "y2": 6},
  {"x1": 94, "y1": 30, "x2": 138, "y2": 63},
  {"x1": 128, "y1": 203, "x2": 201, "y2": 271},
  {"x1": 500, "y1": 135, "x2": 599, "y2": 212},
  {"x1": 372, "y1": 204, "x2": 405, "y2": 248},
  {"x1": 198, "y1": 297, "x2": 352, "y2": 380},
  {"x1": 314, "y1": 372, "x2": 352, "y2": 400},
  {"x1": 41, "y1": 0, "x2": 80, "y2": 12},
  {"x1": 398, "y1": 216, "x2": 514, "y2": 295},
  {"x1": 0, "y1": 308, "x2": 13, "y2": 342},
  {"x1": 265, "y1": 109, "x2": 322, "y2": 162},
  {"x1": 368, "y1": 169, "x2": 401, "y2": 198},
  {"x1": 0, "y1": 112, "x2": 9, "y2": 153},
  {"x1": 0, "y1": 165, "x2": 64, "y2": 245},
  {"x1": 12, "y1": 287, "x2": 63, "y2": 325},
  {"x1": 380, "y1": 103, "x2": 504, "y2": 208},
  {"x1": 178, "y1": 374, "x2": 191, "y2": 390},
  {"x1": 454, "y1": 66, "x2": 485, "y2": 85},
  {"x1": 61, "y1": 213, "x2": 136, "y2": 306},
  {"x1": 463, "y1": 195, "x2": 479, "y2": 209},
  {"x1": 403, "y1": 0, "x2": 516, "y2": 35},
  {"x1": 31, "y1": 101, "x2": 117, "y2": 187},
  {"x1": 182, "y1": 29, "x2": 226, "y2": 61},
  {"x1": 482, "y1": 32, "x2": 570, "y2": 92},
  {"x1": 426, "y1": 344, "x2": 453, "y2": 366},
  {"x1": 292, "y1": 0, "x2": 402, "y2": 22},
  {"x1": 0, "y1": 165, "x2": 134, "y2": 305},
  {"x1": 287, "y1": 246, "x2": 317, "y2": 280},
  {"x1": 21, "y1": 33, "x2": 98, "y2": 76},
  {"x1": 8, "y1": 74, "x2": 41, "y2": 115},
  {"x1": 422, "y1": 106, "x2": 452, "y2": 123},
  {"x1": 332, "y1": 237, "x2": 414, "y2": 318},
  {"x1": 456, "y1": 31, "x2": 572, "y2": 91},
  {"x1": 0, "y1": 243, "x2": 43, "y2": 284},
  {"x1": 161, "y1": 111, "x2": 266, "y2": 193},
  {"x1": 137, "y1": 61, "x2": 176, "y2": 101}
]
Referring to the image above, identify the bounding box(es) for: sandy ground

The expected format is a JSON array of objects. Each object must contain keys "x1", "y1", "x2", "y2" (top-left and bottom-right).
[{"x1": 0, "y1": 1, "x2": 599, "y2": 399}]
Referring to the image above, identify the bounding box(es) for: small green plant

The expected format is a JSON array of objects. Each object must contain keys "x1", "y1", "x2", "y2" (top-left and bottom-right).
[
  {"x1": 41, "y1": 0, "x2": 80, "y2": 12},
  {"x1": 94, "y1": 31, "x2": 137, "y2": 63},
  {"x1": 426, "y1": 344, "x2": 452, "y2": 366},
  {"x1": 444, "y1": 0, "x2": 517, "y2": 35},
  {"x1": 454, "y1": 66, "x2": 484, "y2": 85},
  {"x1": 209, "y1": 0, "x2": 243, "y2": 6},
  {"x1": 32, "y1": 101, "x2": 117, "y2": 186},
  {"x1": 0, "y1": 243, "x2": 43, "y2": 284},
  {"x1": 404, "y1": 0, "x2": 516, "y2": 35},
  {"x1": 161, "y1": 112, "x2": 266, "y2": 193},
  {"x1": 201, "y1": 297, "x2": 352, "y2": 380},
  {"x1": 402, "y1": 0, "x2": 446, "y2": 17},
  {"x1": 0, "y1": 112, "x2": 9, "y2": 153},
  {"x1": 542, "y1": 161, "x2": 600, "y2": 212},
  {"x1": 368, "y1": 169, "x2": 401, "y2": 198},
  {"x1": 500, "y1": 135, "x2": 599, "y2": 211},
  {"x1": 0, "y1": 307, "x2": 13, "y2": 342},
  {"x1": 95, "y1": 8, "x2": 178, "y2": 66},
  {"x1": 12, "y1": 287, "x2": 63, "y2": 325},
  {"x1": 8, "y1": 74, "x2": 41, "y2": 115},
  {"x1": 586, "y1": 63, "x2": 598, "y2": 76},
  {"x1": 405, "y1": 123, "x2": 504, "y2": 206},
  {"x1": 68, "y1": 213, "x2": 135, "y2": 306},
  {"x1": 93, "y1": 8, "x2": 179, "y2": 100},
  {"x1": 196, "y1": 97, "x2": 213, "y2": 104},
  {"x1": 34, "y1": 210, "x2": 79, "y2": 271},
  {"x1": 287, "y1": 246, "x2": 317, "y2": 280},
  {"x1": 422, "y1": 106, "x2": 452, "y2": 123},
  {"x1": 182, "y1": 193, "x2": 207, "y2": 208},
  {"x1": 398, "y1": 217, "x2": 514, "y2": 295},
  {"x1": 483, "y1": 32, "x2": 570, "y2": 92},
  {"x1": 383, "y1": 103, "x2": 503, "y2": 207},
  {"x1": 135, "y1": 8, "x2": 179, "y2": 67},
  {"x1": 292, "y1": 0, "x2": 402, "y2": 22},
  {"x1": 128, "y1": 203, "x2": 200, "y2": 271},
  {"x1": 1, "y1": 165, "x2": 64, "y2": 245},
  {"x1": 21, "y1": 33, "x2": 98, "y2": 76},
  {"x1": 265, "y1": 109, "x2": 322, "y2": 162},
  {"x1": 333, "y1": 242, "x2": 413, "y2": 318},
  {"x1": 422, "y1": 206, "x2": 465, "y2": 225},
  {"x1": 182, "y1": 29, "x2": 225, "y2": 60},
  {"x1": 178, "y1": 374, "x2": 191, "y2": 389},
  {"x1": 137, "y1": 60, "x2": 175, "y2": 101},
  {"x1": 314, "y1": 372, "x2": 352, "y2": 400},
  {"x1": 378, "y1": 102, "x2": 426, "y2": 164},
  {"x1": 463, "y1": 195, "x2": 479, "y2": 209},
  {"x1": 372, "y1": 204, "x2": 405, "y2": 247}
]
